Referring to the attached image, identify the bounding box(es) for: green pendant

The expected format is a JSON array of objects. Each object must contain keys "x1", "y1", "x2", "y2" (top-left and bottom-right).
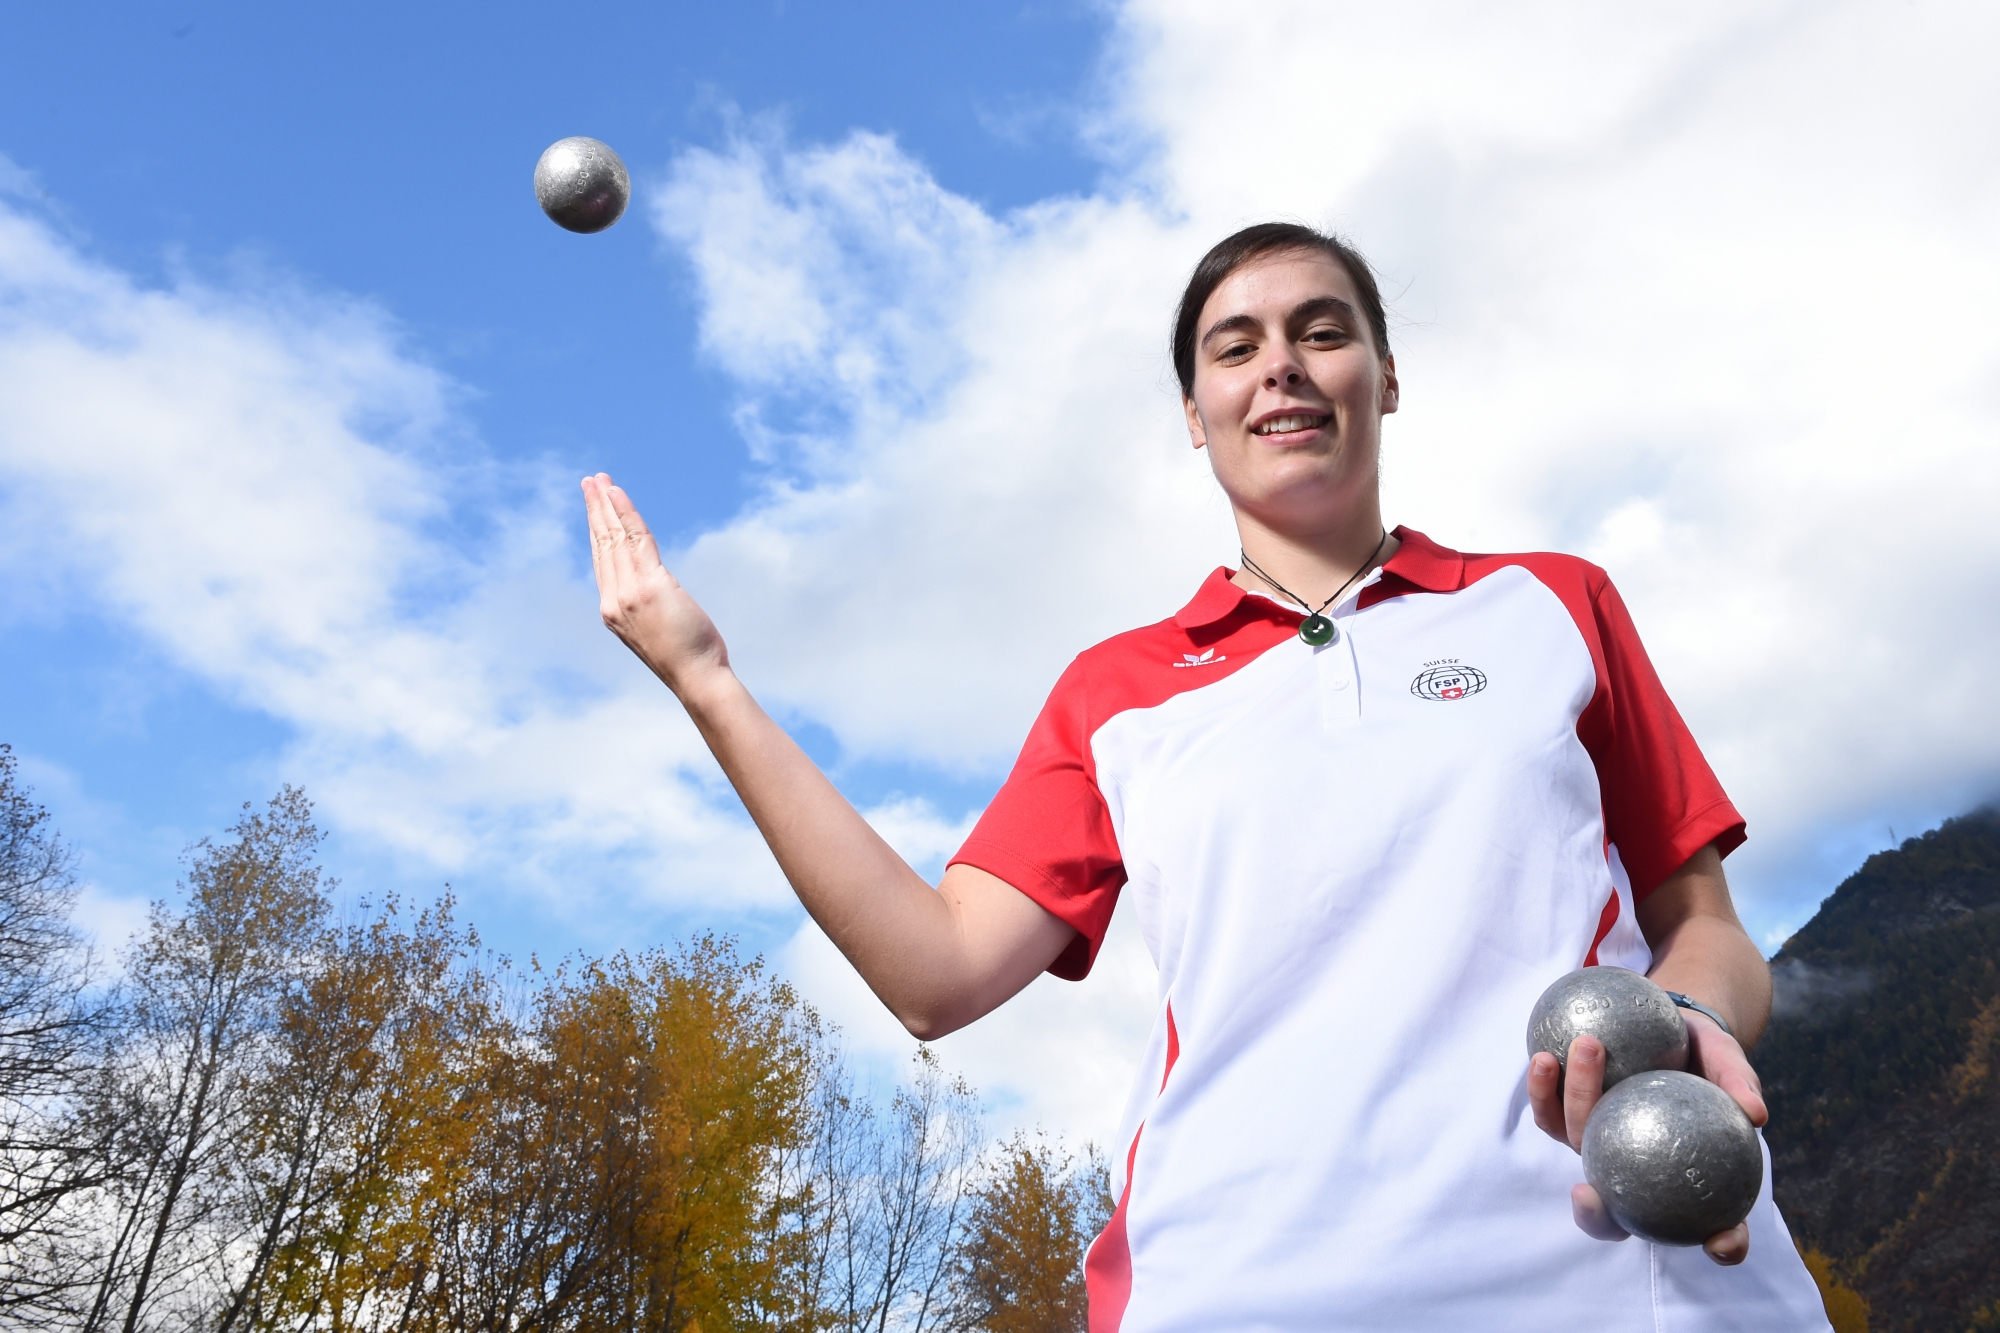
[{"x1": 1299, "y1": 614, "x2": 1337, "y2": 646}]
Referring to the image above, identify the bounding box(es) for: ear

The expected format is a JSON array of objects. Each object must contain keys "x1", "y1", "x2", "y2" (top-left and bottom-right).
[
  {"x1": 1379, "y1": 354, "x2": 1400, "y2": 416},
  {"x1": 1182, "y1": 394, "x2": 1208, "y2": 450}
]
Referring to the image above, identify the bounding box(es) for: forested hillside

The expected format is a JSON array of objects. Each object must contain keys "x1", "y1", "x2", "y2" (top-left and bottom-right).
[{"x1": 1761, "y1": 809, "x2": 2000, "y2": 1332}]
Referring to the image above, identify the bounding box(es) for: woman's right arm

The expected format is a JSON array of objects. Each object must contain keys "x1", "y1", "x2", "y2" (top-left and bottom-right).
[{"x1": 583, "y1": 474, "x2": 1074, "y2": 1039}]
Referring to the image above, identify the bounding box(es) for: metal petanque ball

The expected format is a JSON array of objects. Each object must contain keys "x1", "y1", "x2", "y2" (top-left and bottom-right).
[
  {"x1": 1582, "y1": 1070, "x2": 1763, "y2": 1245},
  {"x1": 534, "y1": 137, "x2": 630, "y2": 234},
  {"x1": 1527, "y1": 966, "x2": 1689, "y2": 1091}
]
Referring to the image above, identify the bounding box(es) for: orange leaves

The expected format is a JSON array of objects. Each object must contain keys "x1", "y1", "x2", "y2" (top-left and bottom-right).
[{"x1": 953, "y1": 1133, "x2": 1110, "y2": 1333}]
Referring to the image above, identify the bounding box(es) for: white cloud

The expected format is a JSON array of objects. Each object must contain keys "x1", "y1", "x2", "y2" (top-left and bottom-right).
[
  {"x1": 657, "y1": 0, "x2": 2000, "y2": 914},
  {"x1": 0, "y1": 198, "x2": 786, "y2": 922},
  {"x1": 642, "y1": 1, "x2": 2000, "y2": 1132}
]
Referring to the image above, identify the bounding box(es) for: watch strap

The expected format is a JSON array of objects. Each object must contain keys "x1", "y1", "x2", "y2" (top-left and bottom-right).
[{"x1": 1666, "y1": 991, "x2": 1733, "y2": 1037}]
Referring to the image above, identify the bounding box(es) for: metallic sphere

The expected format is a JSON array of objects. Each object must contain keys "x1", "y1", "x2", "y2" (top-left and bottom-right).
[
  {"x1": 534, "y1": 137, "x2": 630, "y2": 234},
  {"x1": 1527, "y1": 966, "x2": 1689, "y2": 1091},
  {"x1": 1582, "y1": 1070, "x2": 1763, "y2": 1245}
]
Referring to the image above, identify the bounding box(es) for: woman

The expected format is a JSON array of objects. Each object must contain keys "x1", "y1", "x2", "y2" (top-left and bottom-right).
[{"x1": 581, "y1": 224, "x2": 1831, "y2": 1330}]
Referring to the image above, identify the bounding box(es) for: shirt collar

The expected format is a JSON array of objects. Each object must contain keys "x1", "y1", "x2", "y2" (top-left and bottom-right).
[
  {"x1": 1172, "y1": 525, "x2": 1464, "y2": 630},
  {"x1": 1377, "y1": 525, "x2": 1464, "y2": 594}
]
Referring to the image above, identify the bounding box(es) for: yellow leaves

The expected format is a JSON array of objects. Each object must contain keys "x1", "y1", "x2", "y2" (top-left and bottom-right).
[
  {"x1": 1797, "y1": 1246, "x2": 1870, "y2": 1333},
  {"x1": 1947, "y1": 991, "x2": 2000, "y2": 1105}
]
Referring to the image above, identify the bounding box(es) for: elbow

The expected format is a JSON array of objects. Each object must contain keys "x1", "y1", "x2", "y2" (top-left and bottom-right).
[{"x1": 898, "y1": 1005, "x2": 966, "y2": 1043}]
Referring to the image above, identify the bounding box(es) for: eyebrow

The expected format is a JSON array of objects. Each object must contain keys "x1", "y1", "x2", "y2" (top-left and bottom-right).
[{"x1": 1200, "y1": 296, "x2": 1360, "y2": 350}]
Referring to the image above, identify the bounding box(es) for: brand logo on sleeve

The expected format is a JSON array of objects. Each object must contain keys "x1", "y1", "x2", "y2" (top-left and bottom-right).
[
  {"x1": 1411, "y1": 660, "x2": 1487, "y2": 700},
  {"x1": 1172, "y1": 648, "x2": 1226, "y2": 669}
]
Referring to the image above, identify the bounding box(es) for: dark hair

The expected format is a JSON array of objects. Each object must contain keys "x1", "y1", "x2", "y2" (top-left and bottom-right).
[{"x1": 1171, "y1": 223, "x2": 1390, "y2": 398}]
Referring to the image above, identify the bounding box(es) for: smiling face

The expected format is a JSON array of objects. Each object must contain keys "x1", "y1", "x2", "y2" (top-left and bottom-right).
[{"x1": 1183, "y1": 248, "x2": 1398, "y2": 542}]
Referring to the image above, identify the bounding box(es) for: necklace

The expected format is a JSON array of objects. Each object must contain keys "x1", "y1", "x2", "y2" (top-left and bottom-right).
[{"x1": 1238, "y1": 531, "x2": 1390, "y2": 646}]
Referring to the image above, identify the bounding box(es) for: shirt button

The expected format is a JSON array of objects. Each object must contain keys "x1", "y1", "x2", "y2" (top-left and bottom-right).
[{"x1": 1329, "y1": 676, "x2": 1351, "y2": 691}]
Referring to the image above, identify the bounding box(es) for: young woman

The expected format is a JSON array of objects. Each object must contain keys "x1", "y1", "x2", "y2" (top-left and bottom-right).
[{"x1": 581, "y1": 224, "x2": 1831, "y2": 1330}]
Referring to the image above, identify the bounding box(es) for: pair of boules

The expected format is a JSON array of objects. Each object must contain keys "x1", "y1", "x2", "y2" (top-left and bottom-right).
[{"x1": 1525, "y1": 966, "x2": 1761, "y2": 1245}]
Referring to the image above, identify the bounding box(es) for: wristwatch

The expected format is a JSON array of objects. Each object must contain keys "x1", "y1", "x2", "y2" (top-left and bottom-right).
[{"x1": 1666, "y1": 991, "x2": 1733, "y2": 1037}]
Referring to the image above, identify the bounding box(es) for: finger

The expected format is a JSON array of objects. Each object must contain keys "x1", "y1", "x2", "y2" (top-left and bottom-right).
[
  {"x1": 1563, "y1": 1036, "x2": 1605, "y2": 1151},
  {"x1": 583, "y1": 473, "x2": 627, "y2": 561},
  {"x1": 1689, "y1": 1023, "x2": 1769, "y2": 1127},
  {"x1": 582, "y1": 475, "x2": 631, "y2": 611},
  {"x1": 1527, "y1": 1053, "x2": 1567, "y2": 1142},
  {"x1": 604, "y1": 484, "x2": 665, "y2": 570},
  {"x1": 581, "y1": 476, "x2": 614, "y2": 587},
  {"x1": 1717, "y1": 1070, "x2": 1769, "y2": 1128},
  {"x1": 1570, "y1": 1184, "x2": 1629, "y2": 1242},
  {"x1": 1703, "y1": 1221, "x2": 1750, "y2": 1265}
]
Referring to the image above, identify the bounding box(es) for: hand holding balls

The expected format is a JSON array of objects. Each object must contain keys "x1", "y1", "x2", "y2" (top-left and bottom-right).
[{"x1": 1526, "y1": 968, "x2": 1761, "y2": 1246}]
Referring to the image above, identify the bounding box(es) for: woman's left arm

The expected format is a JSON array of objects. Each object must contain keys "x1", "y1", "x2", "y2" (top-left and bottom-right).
[
  {"x1": 1639, "y1": 843, "x2": 1773, "y2": 1054},
  {"x1": 1527, "y1": 843, "x2": 1773, "y2": 1265}
]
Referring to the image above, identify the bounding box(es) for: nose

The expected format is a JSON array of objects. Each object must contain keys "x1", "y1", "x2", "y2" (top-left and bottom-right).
[{"x1": 1260, "y1": 343, "x2": 1306, "y2": 389}]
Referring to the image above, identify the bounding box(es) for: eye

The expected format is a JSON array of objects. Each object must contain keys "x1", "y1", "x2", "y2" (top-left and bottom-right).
[
  {"x1": 1216, "y1": 340, "x2": 1256, "y2": 363},
  {"x1": 1303, "y1": 324, "x2": 1350, "y2": 347}
]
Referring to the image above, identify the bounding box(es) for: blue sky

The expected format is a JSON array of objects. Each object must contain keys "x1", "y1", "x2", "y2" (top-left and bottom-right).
[
  {"x1": 0, "y1": 0, "x2": 1106, "y2": 944},
  {"x1": 4, "y1": 2, "x2": 1998, "y2": 1142}
]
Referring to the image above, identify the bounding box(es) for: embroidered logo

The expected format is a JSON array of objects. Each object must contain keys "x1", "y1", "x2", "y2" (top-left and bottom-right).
[
  {"x1": 1172, "y1": 648, "x2": 1227, "y2": 669},
  {"x1": 1411, "y1": 661, "x2": 1488, "y2": 701}
]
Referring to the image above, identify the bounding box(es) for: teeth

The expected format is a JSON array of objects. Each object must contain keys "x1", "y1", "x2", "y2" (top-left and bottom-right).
[{"x1": 1255, "y1": 414, "x2": 1328, "y2": 435}]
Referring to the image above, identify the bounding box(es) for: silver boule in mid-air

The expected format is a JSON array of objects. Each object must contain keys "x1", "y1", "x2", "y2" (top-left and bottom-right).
[
  {"x1": 1527, "y1": 966, "x2": 1689, "y2": 1090},
  {"x1": 1581, "y1": 1069, "x2": 1763, "y2": 1245},
  {"x1": 534, "y1": 136, "x2": 630, "y2": 234}
]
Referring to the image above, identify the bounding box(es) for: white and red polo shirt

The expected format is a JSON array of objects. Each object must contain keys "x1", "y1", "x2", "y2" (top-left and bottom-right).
[{"x1": 950, "y1": 528, "x2": 1830, "y2": 1332}]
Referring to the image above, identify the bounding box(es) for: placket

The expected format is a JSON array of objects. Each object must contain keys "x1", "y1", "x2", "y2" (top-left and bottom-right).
[{"x1": 1314, "y1": 601, "x2": 1364, "y2": 730}]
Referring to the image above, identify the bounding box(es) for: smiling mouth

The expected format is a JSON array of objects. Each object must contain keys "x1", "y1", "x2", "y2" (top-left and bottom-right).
[{"x1": 1252, "y1": 413, "x2": 1331, "y2": 436}]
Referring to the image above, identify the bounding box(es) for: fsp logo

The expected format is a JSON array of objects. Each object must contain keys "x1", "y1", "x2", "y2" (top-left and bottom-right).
[
  {"x1": 1172, "y1": 648, "x2": 1227, "y2": 669},
  {"x1": 1411, "y1": 663, "x2": 1488, "y2": 701}
]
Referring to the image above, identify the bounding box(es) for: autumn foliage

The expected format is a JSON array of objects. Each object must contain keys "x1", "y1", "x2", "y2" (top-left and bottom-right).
[{"x1": 0, "y1": 771, "x2": 1104, "y2": 1332}]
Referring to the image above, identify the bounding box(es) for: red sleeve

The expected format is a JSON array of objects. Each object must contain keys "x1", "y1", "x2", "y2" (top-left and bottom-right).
[
  {"x1": 1574, "y1": 571, "x2": 1746, "y2": 899},
  {"x1": 948, "y1": 657, "x2": 1125, "y2": 980}
]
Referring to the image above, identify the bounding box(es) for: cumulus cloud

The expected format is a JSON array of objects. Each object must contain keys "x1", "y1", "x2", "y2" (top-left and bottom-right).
[
  {"x1": 656, "y1": 136, "x2": 1231, "y2": 768},
  {"x1": 639, "y1": 0, "x2": 2000, "y2": 1136},
  {"x1": 0, "y1": 196, "x2": 791, "y2": 922},
  {"x1": 658, "y1": 0, "x2": 2000, "y2": 915}
]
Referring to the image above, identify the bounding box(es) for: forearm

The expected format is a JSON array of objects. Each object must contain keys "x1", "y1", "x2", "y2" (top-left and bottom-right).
[
  {"x1": 1636, "y1": 842, "x2": 1773, "y2": 1049},
  {"x1": 678, "y1": 670, "x2": 946, "y2": 1007},
  {"x1": 1645, "y1": 914, "x2": 1771, "y2": 1047},
  {"x1": 582, "y1": 475, "x2": 1065, "y2": 1038},
  {"x1": 677, "y1": 668, "x2": 1060, "y2": 1038}
]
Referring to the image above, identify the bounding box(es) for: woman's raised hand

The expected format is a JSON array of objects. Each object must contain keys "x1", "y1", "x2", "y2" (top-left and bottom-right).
[{"x1": 582, "y1": 474, "x2": 729, "y2": 699}]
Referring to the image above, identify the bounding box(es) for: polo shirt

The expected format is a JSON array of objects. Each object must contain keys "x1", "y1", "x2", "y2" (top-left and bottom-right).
[{"x1": 950, "y1": 528, "x2": 1830, "y2": 1332}]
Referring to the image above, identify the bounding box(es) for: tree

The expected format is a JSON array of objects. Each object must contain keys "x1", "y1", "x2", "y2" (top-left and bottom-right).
[
  {"x1": 951, "y1": 1134, "x2": 1112, "y2": 1333},
  {"x1": 819, "y1": 1050, "x2": 983, "y2": 1333},
  {"x1": 0, "y1": 745, "x2": 112, "y2": 1324},
  {"x1": 211, "y1": 894, "x2": 493, "y2": 1333},
  {"x1": 81, "y1": 788, "x2": 329, "y2": 1333},
  {"x1": 389, "y1": 936, "x2": 831, "y2": 1333},
  {"x1": 0, "y1": 774, "x2": 1007, "y2": 1331}
]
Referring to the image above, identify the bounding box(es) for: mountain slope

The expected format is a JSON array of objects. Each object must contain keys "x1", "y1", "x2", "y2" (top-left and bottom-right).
[{"x1": 1759, "y1": 809, "x2": 2000, "y2": 1332}]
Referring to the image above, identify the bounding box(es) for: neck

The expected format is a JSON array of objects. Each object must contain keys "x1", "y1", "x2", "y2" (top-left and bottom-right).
[{"x1": 1232, "y1": 507, "x2": 1399, "y2": 609}]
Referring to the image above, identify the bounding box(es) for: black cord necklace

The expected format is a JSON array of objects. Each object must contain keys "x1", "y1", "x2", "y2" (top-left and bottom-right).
[{"x1": 1239, "y1": 531, "x2": 1390, "y2": 646}]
